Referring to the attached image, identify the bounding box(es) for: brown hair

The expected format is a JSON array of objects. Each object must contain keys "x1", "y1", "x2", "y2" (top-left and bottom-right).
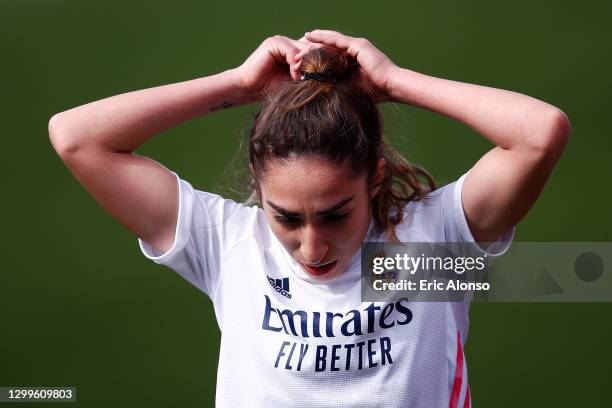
[{"x1": 246, "y1": 45, "x2": 437, "y2": 242}]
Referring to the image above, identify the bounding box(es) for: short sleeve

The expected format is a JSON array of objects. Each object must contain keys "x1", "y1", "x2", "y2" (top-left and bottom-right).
[
  {"x1": 137, "y1": 171, "x2": 262, "y2": 299},
  {"x1": 440, "y1": 171, "x2": 516, "y2": 257},
  {"x1": 440, "y1": 171, "x2": 516, "y2": 309}
]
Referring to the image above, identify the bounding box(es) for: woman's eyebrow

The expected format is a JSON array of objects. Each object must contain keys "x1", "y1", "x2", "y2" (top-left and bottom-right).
[{"x1": 266, "y1": 196, "x2": 354, "y2": 217}]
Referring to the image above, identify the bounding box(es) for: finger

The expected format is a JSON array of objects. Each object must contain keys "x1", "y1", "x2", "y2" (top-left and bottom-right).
[
  {"x1": 271, "y1": 36, "x2": 308, "y2": 80},
  {"x1": 297, "y1": 35, "x2": 316, "y2": 43},
  {"x1": 304, "y1": 29, "x2": 361, "y2": 58},
  {"x1": 285, "y1": 38, "x2": 311, "y2": 79},
  {"x1": 287, "y1": 37, "x2": 311, "y2": 51},
  {"x1": 293, "y1": 48, "x2": 308, "y2": 61},
  {"x1": 270, "y1": 36, "x2": 305, "y2": 60},
  {"x1": 293, "y1": 41, "x2": 325, "y2": 61},
  {"x1": 305, "y1": 29, "x2": 352, "y2": 48},
  {"x1": 292, "y1": 61, "x2": 302, "y2": 75}
]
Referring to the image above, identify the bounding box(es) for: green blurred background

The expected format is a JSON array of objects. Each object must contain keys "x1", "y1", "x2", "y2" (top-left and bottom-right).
[{"x1": 2, "y1": 0, "x2": 610, "y2": 406}]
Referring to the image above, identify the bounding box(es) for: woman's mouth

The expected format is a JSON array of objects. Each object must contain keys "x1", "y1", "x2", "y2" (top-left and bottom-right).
[{"x1": 300, "y1": 260, "x2": 338, "y2": 276}]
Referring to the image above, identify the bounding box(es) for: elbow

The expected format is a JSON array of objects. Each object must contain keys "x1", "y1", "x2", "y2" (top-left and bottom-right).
[
  {"x1": 48, "y1": 113, "x2": 62, "y2": 143},
  {"x1": 547, "y1": 108, "x2": 571, "y2": 146},
  {"x1": 528, "y1": 108, "x2": 571, "y2": 155},
  {"x1": 48, "y1": 113, "x2": 81, "y2": 156}
]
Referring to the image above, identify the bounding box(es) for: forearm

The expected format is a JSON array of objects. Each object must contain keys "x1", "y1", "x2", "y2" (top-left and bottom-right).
[
  {"x1": 49, "y1": 68, "x2": 251, "y2": 153},
  {"x1": 388, "y1": 68, "x2": 570, "y2": 151}
]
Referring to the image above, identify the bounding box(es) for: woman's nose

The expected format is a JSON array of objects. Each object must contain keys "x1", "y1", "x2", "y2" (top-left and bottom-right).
[{"x1": 299, "y1": 225, "x2": 328, "y2": 264}]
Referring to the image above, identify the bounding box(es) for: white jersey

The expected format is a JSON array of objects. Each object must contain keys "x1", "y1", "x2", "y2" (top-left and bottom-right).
[{"x1": 138, "y1": 170, "x2": 515, "y2": 408}]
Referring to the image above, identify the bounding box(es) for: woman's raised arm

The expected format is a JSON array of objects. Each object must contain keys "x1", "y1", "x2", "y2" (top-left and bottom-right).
[
  {"x1": 49, "y1": 35, "x2": 307, "y2": 253},
  {"x1": 303, "y1": 29, "x2": 571, "y2": 244}
]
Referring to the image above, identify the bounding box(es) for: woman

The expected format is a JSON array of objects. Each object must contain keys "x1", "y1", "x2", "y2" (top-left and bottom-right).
[{"x1": 49, "y1": 29, "x2": 570, "y2": 407}]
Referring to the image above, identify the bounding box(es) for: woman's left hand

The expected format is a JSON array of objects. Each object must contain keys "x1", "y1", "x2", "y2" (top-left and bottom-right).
[{"x1": 294, "y1": 30, "x2": 399, "y2": 103}]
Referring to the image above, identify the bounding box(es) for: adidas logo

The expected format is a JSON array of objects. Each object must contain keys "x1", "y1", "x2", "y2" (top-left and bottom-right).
[{"x1": 267, "y1": 276, "x2": 292, "y2": 299}]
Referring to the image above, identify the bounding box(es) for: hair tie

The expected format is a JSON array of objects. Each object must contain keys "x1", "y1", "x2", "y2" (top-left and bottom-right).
[{"x1": 300, "y1": 71, "x2": 335, "y2": 82}]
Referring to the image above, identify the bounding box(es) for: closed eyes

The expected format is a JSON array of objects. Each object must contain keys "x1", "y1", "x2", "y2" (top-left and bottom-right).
[{"x1": 274, "y1": 212, "x2": 350, "y2": 228}]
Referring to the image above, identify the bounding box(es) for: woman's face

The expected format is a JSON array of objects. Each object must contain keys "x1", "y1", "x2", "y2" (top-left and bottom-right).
[{"x1": 258, "y1": 155, "x2": 383, "y2": 281}]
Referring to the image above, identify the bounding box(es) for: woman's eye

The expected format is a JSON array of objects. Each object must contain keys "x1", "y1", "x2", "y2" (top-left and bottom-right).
[
  {"x1": 324, "y1": 212, "x2": 350, "y2": 223},
  {"x1": 274, "y1": 215, "x2": 301, "y2": 227},
  {"x1": 273, "y1": 212, "x2": 350, "y2": 227}
]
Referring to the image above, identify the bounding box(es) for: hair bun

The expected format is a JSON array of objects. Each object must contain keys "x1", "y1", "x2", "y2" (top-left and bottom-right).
[{"x1": 299, "y1": 45, "x2": 357, "y2": 84}]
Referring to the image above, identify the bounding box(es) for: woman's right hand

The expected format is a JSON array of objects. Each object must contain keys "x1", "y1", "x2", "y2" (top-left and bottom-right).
[{"x1": 235, "y1": 35, "x2": 310, "y2": 99}]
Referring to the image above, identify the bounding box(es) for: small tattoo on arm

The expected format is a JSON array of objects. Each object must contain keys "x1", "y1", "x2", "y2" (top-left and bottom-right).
[{"x1": 209, "y1": 100, "x2": 234, "y2": 112}]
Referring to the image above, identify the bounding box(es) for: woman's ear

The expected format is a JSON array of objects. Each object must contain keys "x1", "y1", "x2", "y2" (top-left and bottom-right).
[{"x1": 370, "y1": 157, "x2": 386, "y2": 199}]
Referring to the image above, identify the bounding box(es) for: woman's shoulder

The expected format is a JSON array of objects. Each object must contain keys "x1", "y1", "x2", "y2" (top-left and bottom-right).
[
  {"x1": 191, "y1": 187, "x2": 262, "y2": 223},
  {"x1": 401, "y1": 180, "x2": 452, "y2": 214},
  {"x1": 393, "y1": 179, "x2": 459, "y2": 242},
  {"x1": 175, "y1": 174, "x2": 271, "y2": 242}
]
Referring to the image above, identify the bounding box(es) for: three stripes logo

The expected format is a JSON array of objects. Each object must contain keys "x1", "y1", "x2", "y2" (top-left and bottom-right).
[{"x1": 267, "y1": 276, "x2": 292, "y2": 299}]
